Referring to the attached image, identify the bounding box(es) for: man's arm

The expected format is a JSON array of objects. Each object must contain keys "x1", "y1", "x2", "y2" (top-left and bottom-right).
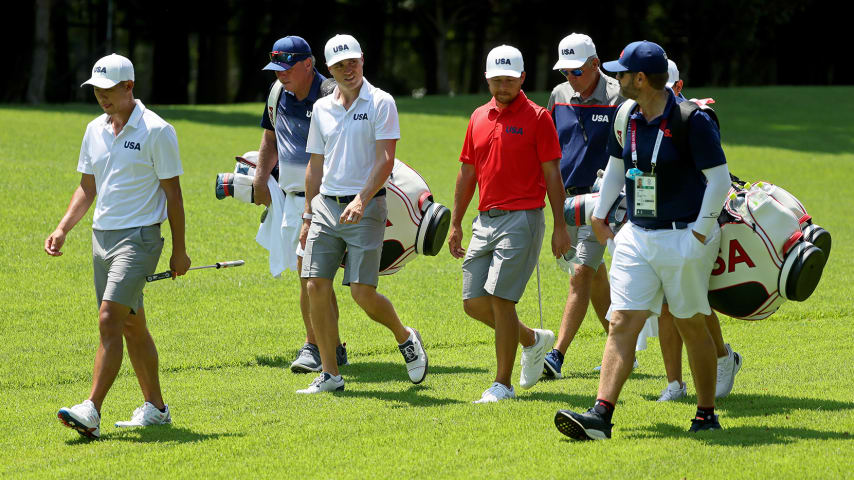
[
  {"x1": 44, "y1": 173, "x2": 97, "y2": 256},
  {"x1": 590, "y1": 155, "x2": 624, "y2": 245},
  {"x1": 252, "y1": 129, "x2": 278, "y2": 206},
  {"x1": 542, "y1": 159, "x2": 572, "y2": 258},
  {"x1": 340, "y1": 139, "x2": 396, "y2": 224},
  {"x1": 448, "y1": 163, "x2": 477, "y2": 259},
  {"x1": 300, "y1": 153, "x2": 324, "y2": 249},
  {"x1": 159, "y1": 176, "x2": 191, "y2": 276}
]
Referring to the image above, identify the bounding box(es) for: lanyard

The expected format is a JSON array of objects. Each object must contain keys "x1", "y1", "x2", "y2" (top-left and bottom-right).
[{"x1": 630, "y1": 117, "x2": 669, "y2": 175}]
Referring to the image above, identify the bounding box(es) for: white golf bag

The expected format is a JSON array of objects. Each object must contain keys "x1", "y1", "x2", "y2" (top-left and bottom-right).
[
  {"x1": 708, "y1": 179, "x2": 829, "y2": 320},
  {"x1": 215, "y1": 154, "x2": 449, "y2": 276}
]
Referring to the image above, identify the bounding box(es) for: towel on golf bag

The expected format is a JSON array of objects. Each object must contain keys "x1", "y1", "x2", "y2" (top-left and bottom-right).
[{"x1": 255, "y1": 176, "x2": 302, "y2": 277}]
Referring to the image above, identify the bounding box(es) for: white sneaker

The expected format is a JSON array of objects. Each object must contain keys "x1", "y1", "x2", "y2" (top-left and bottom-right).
[
  {"x1": 657, "y1": 380, "x2": 688, "y2": 402},
  {"x1": 519, "y1": 329, "x2": 554, "y2": 389},
  {"x1": 593, "y1": 358, "x2": 639, "y2": 372},
  {"x1": 115, "y1": 402, "x2": 171, "y2": 427},
  {"x1": 399, "y1": 327, "x2": 428, "y2": 384},
  {"x1": 296, "y1": 372, "x2": 345, "y2": 394},
  {"x1": 57, "y1": 400, "x2": 100, "y2": 439},
  {"x1": 715, "y1": 343, "x2": 742, "y2": 398},
  {"x1": 473, "y1": 382, "x2": 516, "y2": 403}
]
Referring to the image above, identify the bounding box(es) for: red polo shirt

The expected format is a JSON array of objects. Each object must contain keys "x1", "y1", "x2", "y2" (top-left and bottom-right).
[{"x1": 459, "y1": 90, "x2": 561, "y2": 211}]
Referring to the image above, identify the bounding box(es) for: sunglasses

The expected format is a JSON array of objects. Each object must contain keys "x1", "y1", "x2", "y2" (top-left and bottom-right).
[
  {"x1": 269, "y1": 51, "x2": 308, "y2": 64},
  {"x1": 559, "y1": 67, "x2": 585, "y2": 77},
  {"x1": 616, "y1": 71, "x2": 635, "y2": 79}
]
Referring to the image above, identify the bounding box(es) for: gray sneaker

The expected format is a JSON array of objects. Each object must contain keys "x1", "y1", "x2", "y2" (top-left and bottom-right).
[
  {"x1": 337, "y1": 343, "x2": 349, "y2": 367},
  {"x1": 290, "y1": 343, "x2": 322, "y2": 373}
]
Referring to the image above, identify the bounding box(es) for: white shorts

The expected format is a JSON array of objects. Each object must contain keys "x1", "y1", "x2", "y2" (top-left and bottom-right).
[{"x1": 609, "y1": 221, "x2": 721, "y2": 319}]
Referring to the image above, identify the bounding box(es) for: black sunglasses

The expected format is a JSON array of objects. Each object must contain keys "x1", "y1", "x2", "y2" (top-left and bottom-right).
[
  {"x1": 616, "y1": 71, "x2": 636, "y2": 79},
  {"x1": 269, "y1": 51, "x2": 308, "y2": 64}
]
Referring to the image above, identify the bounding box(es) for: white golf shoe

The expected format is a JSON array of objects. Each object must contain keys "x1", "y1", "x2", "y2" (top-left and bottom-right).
[
  {"x1": 399, "y1": 327, "x2": 428, "y2": 384},
  {"x1": 519, "y1": 329, "x2": 553, "y2": 389},
  {"x1": 657, "y1": 380, "x2": 688, "y2": 402},
  {"x1": 716, "y1": 343, "x2": 742, "y2": 398},
  {"x1": 115, "y1": 402, "x2": 171, "y2": 427},
  {"x1": 473, "y1": 382, "x2": 516, "y2": 404},
  {"x1": 57, "y1": 400, "x2": 100, "y2": 439},
  {"x1": 296, "y1": 372, "x2": 345, "y2": 394}
]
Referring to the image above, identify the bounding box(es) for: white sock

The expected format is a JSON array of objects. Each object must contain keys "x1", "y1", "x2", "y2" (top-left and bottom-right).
[{"x1": 667, "y1": 380, "x2": 683, "y2": 391}]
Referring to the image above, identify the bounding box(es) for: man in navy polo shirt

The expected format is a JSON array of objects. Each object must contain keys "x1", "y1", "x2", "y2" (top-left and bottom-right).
[
  {"x1": 554, "y1": 41, "x2": 731, "y2": 439},
  {"x1": 544, "y1": 33, "x2": 625, "y2": 379},
  {"x1": 251, "y1": 36, "x2": 347, "y2": 374}
]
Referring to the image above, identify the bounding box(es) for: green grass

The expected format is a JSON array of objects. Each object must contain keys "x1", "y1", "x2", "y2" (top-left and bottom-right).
[{"x1": 1, "y1": 86, "x2": 853, "y2": 478}]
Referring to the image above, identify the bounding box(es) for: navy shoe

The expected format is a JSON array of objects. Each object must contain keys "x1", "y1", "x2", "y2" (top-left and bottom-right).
[
  {"x1": 554, "y1": 408, "x2": 612, "y2": 440},
  {"x1": 543, "y1": 349, "x2": 563, "y2": 379},
  {"x1": 689, "y1": 414, "x2": 722, "y2": 432},
  {"x1": 336, "y1": 343, "x2": 348, "y2": 366}
]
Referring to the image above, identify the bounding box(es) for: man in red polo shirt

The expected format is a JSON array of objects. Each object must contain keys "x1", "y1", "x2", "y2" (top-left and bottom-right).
[{"x1": 448, "y1": 44, "x2": 572, "y2": 403}]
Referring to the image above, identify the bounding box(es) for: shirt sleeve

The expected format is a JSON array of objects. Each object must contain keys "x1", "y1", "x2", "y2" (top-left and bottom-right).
[
  {"x1": 547, "y1": 90, "x2": 556, "y2": 113},
  {"x1": 536, "y1": 110, "x2": 562, "y2": 163},
  {"x1": 688, "y1": 110, "x2": 726, "y2": 170},
  {"x1": 260, "y1": 83, "x2": 276, "y2": 131},
  {"x1": 373, "y1": 93, "x2": 400, "y2": 140},
  {"x1": 152, "y1": 124, "x2": 184, "y2": 179},
  {"x1": 306, "y1": 103, "x2": 325, "y2": 155},
  {"x1": 76, "y1": 126, "x2": 93, "y2": 174},
  {"x1": 605, "y1": 106, "x2": 625, "y2": 158},
  {"x1": 459, "y1": 116, "x2": 475, "y2": 165}
]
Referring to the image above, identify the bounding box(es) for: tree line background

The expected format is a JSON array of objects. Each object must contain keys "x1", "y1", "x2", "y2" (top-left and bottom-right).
[{"x1": 4, "y1": 0, "x2": 848, "y2": 104}]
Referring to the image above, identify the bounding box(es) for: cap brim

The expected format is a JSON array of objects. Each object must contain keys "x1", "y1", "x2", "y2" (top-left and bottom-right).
[
  {"x1": 262, "y1": 61, "x2": 294, "y2": 72},
  {"x1": 485, "y1": 69, "x2": 522, "y2": 79},
  {"x1": 81, "y1": 77, "x2": 120, "y2": 88},
  {"x1": 326, "y1": 52, "x2": 362, "y2": 66},
  {"x1": 666, "y1": 81, "x2": 675, "y2": 88},
  {"x1": 602, "y1": 60, "x2": 629, "y2": 72},
  {"x1": 553, "y1": 58, "x2": 586, "y2": 70}
]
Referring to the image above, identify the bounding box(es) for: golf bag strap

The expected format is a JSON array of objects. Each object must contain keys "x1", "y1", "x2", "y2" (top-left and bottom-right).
[{"x1": 266, "y1": 81, "x2": 284, "y2": 127}]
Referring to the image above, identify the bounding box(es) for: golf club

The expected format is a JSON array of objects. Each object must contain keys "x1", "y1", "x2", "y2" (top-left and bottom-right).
[{"x1": 146, "y1": 260, "x2": 245, "y2": 282}]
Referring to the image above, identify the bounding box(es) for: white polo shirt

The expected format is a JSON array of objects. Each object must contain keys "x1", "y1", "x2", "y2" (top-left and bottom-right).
[
  {"x1": 77, "y1": 100, "x2": 183, "y2": 230},
  {"x1": 306, "y1": 77, "x2": 400, "y2": 196}
]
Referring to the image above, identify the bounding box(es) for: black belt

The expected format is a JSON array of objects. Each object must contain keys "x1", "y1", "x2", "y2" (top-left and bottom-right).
[
  {"x1": 282, "y1": 190, "x2": 305, "y2": 197},
  {"x1": 480, "y1": 209, "x2": 510, "y2": 217},
  {"x1": 565, "y1": 186, "x2": 592, "y2": 196},
  {"x1": 323, "y1": 188, "x2": 385, "y2": 204},
  {"x1": 642, "y1": 221, "x2": 690, "y2": 230}
]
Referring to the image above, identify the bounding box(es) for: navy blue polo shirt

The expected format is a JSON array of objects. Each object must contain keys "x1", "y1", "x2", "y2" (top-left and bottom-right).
[
  {"x1": 260, "y1": 71, "x2": 326, "y2": 192},
  {"x1": 606, "y1": 89, "x2": 726, "y2": 229},
  {"x1": 548, "y1": 74, "x2": 623, "y2": 189}
]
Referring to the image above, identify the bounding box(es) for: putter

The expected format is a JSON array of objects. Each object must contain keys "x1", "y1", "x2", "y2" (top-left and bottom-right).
[{"x1": 146, "y1": 260, "x2": 245, "y2": 282}]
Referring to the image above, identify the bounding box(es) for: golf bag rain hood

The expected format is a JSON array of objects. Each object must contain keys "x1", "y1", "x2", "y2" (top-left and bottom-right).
[{"x1": 708, "y1": 180, "x2": 829, "y2": 320}]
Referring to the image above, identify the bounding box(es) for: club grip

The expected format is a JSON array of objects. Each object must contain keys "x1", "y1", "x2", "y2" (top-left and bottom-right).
[
  {"x1": 216, "y1": 260, "x2": 245, "y2": 268},
  {"x1": 146, "y1": 271, "x2": 173, "y2": 282}
]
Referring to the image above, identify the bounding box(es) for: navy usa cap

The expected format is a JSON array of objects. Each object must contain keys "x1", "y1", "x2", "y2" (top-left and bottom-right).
[
  {"x1": 602, "y1": 40, "x2": 668, "y2": 74},
  {"x1": 263, "y1": 36, "x2": 313, "y2": 71}
]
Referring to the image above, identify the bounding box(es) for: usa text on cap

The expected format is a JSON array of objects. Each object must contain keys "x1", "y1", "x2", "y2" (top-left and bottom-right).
[
  {"x1": 602, "y1": 40, "x2": 668, "y2": 74},
  {"x1": 485, "y1": 45, "x2": 523, "y2": 79},
  {"x1": 324, "y1": 34, "x2": 363, "y2": 66},
  {"x1": 81, "y1": 54, "x2": 134, "y2": 88},
  {"x1": 553, "y1": 33, "x2": 596, "y2": 70},
  {"x1": 263, "y1": 36, "x2": 313, "y2": 72}
]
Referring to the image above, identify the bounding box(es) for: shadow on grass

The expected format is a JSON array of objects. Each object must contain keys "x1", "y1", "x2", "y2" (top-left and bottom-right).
[
  {"x1": 717, "y1": 393, "x2": 854, "y2": 418},
  {"x1": 255, "y1": 354, "x2": 292, "y2": 369},
  {"x1": 517, "y1": 391, "x2": 593, "y2": 409},
  {"x1": 65, "y1": 425, "x2": 244, "y2": 445},
  {"x1": 561, "y1": 371, "x2": 665, "y2": 381},
  {"x1": 338, "y1": 384, "x2": 464, "y2": 407},
  {"x1": 623, "y1": 423, "x2": 852, "y2": 446},
  {"x1": 342, "y1": 360, "x2": 487, "y2": 383}
]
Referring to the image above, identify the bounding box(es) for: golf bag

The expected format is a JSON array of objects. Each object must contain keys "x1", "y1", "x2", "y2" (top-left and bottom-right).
[
  {"x1": 215, "y1": 155, "x2": 450, "y2": 276},
  {"x1": 708, "y1": 178, "x2": 829, "y2": 320}
]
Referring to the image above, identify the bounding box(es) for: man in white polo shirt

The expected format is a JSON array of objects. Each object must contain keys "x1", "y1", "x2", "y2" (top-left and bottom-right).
[
  {"x1": 297, "y1": 34, "x2": 428, "y2": 393},
  {"x1": 45, "y1": 54, "x2": 190, "y2": 439}
]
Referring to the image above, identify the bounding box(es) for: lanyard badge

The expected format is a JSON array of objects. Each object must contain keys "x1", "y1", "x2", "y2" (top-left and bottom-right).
[{"x1": 628, "y1": 118, "x2": 669, "y2": 218}]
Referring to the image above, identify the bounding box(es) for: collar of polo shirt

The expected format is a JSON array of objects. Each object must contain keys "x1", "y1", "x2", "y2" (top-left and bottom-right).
[{"x1": 490, "y1": 90, "x2": 527, "y2": 113}]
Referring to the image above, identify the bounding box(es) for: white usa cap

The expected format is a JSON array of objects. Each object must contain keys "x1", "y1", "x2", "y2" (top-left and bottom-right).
[
  {"x1": 324, "y1": 34, "x2": 363, "y2": 66},
  {"x1": 553, "y1": 33, "x2": 596, "y2": 70},
  {"x1": 81, "y1": 53, "x2": 134, "y2": 88},
  {"x1": 485, "y1": 45, "x2": 523, "y2": 79},
  {"x1": 666, "y1": 59, "x2": 680, "y2": 87}
]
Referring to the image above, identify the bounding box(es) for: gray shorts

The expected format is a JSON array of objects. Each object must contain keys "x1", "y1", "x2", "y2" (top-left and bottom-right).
[
  {"x1": 93, "y1": 225, "x2": 164, "y2": 313},
  {"x1": 566, "y1": 224, "x2": 606, "y2": 269},
  {"x1": 301, "y1": 194, "x2": 386, "y2": 287},
  {"x1": 462, "y1": 209, "x2": 545, "y2": 303}
]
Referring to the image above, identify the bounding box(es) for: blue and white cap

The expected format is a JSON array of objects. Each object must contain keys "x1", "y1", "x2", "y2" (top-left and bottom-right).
[
  {"x1": 263, "y1": 36, "x2": 313, "y2": 71},
  {"x1": 603, "y1": 40, "x2": 668, "y2": 74},
  {"x1": 81, "y1": 53, "x2": 134, "y2": 88},
  {"x1": 324, "y1": 34, "x2": 363, "y2": 67},
  {"x1": 485, "y1": 45, "x2": 523, "y2": 79}
]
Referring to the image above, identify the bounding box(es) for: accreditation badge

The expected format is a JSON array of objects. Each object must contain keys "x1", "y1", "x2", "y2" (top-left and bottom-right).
[{"x1": 634, "y1": 173, "x2": 657, "y2": 218}]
